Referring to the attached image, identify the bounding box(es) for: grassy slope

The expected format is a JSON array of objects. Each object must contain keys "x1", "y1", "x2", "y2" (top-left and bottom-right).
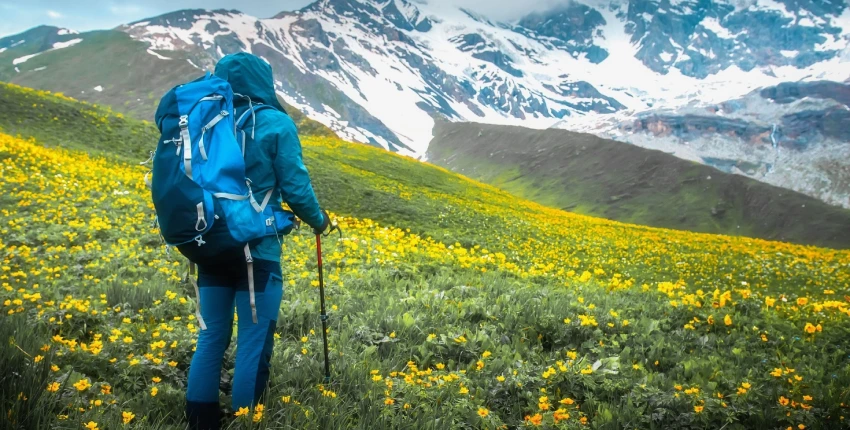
[
  {"x1": 427, "y1": 121, "x2": 850, "y2": 249},
  {"x1": 0, "y1": 30, "x2": 336, "y2": 137},
  {"x1": 2, "y1": 82, "x2": 850, "y2": 429},
  {"x1": 0, "y1": 81, "x2": 484, "y2": 245},
  {"x1": 2, "y1": 80, "x2": 849, "y2": 301}
]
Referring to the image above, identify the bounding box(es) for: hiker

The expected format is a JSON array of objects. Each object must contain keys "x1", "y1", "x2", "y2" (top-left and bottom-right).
[{"x1": 180, "y1": 53, "x2": 330, "y2": 429}]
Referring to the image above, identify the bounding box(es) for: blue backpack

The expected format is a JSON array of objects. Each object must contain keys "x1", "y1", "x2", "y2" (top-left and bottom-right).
[{"x1": 150, "y1": 73, "x2": 295, "y2": 328}]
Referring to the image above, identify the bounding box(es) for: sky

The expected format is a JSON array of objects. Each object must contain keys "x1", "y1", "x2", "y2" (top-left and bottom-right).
[{"x1": 0, "y1": 0, "x2": 568, "y2": 38}]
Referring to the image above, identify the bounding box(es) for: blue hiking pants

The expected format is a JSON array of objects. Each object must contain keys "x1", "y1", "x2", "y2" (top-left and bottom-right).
[{"x1": 185, "y1": 258, "x2": 283, "y2": 429}]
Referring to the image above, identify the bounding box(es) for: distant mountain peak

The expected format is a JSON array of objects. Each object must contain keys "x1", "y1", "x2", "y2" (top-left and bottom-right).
[{"x1": 0, "y1": 25, "x2": 82, "y2": 53}]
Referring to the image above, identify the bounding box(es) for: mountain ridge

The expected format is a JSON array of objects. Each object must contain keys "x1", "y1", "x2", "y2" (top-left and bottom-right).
[
  {"x1": 427, "y1": 120, "x2": 850, "y2": 249},
  {"x1": 1, "y1": 0, "x2": 848, "y2": 209}
]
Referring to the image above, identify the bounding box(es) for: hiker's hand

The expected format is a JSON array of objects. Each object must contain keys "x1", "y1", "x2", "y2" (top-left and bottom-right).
[{"x1": 313, "y1": 209, "x2": 330, "y2": 235}]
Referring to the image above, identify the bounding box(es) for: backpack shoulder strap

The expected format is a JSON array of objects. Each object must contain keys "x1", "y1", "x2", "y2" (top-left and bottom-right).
[
  {"x1": 236, "y1": 104, "x2": 276, "y2": 131},
  {"x1": 235, "y1": 104, "x2": 277, "y2": 157}
]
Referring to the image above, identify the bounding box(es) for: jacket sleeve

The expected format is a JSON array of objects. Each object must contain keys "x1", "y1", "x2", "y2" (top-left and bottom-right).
[{"x1": 272, "y1": 119, "x2": 324, "y2": 229}]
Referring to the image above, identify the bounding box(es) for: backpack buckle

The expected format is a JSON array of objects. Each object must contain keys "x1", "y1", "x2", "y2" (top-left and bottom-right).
[{"x1": 179, "y1": 115, "x2": 188, "y2": 127}]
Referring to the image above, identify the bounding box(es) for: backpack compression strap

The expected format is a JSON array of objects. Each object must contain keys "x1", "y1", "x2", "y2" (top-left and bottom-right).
[
  {"x1": 234, "y1": 103, "x2": 276, "y2": 214},
  {"x1": 179, "y1": 115, "x2": 193, "y2": 179},
  {"x1": 187, "y1": 252, "x2": 257, "y2": 328},
  {"x1": 229, "y1": 100, "x2": 271, "y2": 323},
  {"x1": 188, "y1": 262, "x2": 208, "y2": 331}
]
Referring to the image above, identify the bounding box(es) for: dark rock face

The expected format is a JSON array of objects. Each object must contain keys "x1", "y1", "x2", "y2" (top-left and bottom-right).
[
  {"x1": 781, "y1": 108, "x2": 850, "y2": 148},
  {"x1": 628, "y1": 114, "x2": 774, "y2": 146},
  {"x1": 376, "y1": 0, "x2": 432, "y2": 32},
  {"x1": 212, "y1": 34, "x2": 245, "y2": 52},
  {"x1": 450, "y1": 33, "x2": 524, "y2": 77},
  {"x1": 627, "y1": 0, "x2": 729, "y2": 76},
  {"x1": 332, "y1": 38, "x2": 376, "y2": 76},
  {"x1": 624, "y1": 81, "x2": 850, "y2": 154},
  {"x1": 628, "y1": 109, "x2": 850, "y2": 152},
  {"x1": 512, "y1": 1, "x2": 846, "y2": 78},
  {"x1": 486, "y1": 56, "x2": 522, "y2": 77},
  {"x1": 297, "y1": 19, "x2": 332, "y2": 47},
  {"x1": 516, "y1": 3, "x2": 609, "y2": 63},
  {"x1": 543, "y1": 79, "x2": 625, "y2": 113},
  {"x1": 304, "y1": 0, "x2": 426, "y2": 40},
  {"x1": 452, "y1": 33, "x2": 486, "y2": 52},
  {"x1": 722, "y1": 9, "x2": 838, "y2": 67},
  {"x1": 605, "y1": 0, "x2": 844, "y2": 78},
  {"x1": 761, "y1": 81, "x2": 850, "y2": 107}
]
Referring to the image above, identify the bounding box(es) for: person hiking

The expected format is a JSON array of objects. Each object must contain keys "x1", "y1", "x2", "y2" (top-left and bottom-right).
[{"x1": 180, "y1": 53, "x2": 330, "y2": 429}]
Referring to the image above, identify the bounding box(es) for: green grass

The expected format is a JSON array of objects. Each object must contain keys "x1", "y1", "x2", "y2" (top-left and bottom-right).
[
  {"x1": 428, "y1": 121, "x2": 850, "y2": 249},
  {"x1": 0, "y1": 81, "x2": 160, "y2": 161},
  {"x1": 1, "y1": 81, "x2": 849, "y2": 430}
]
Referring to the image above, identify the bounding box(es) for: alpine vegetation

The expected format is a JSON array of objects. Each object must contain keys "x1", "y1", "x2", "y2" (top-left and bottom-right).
[{"x1": 0, "y1": 81, "x2": 849, "y2": 429}]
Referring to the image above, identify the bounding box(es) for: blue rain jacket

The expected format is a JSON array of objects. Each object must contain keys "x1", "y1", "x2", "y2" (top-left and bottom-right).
[{"x1": 214, "y1": 53, "x2": 324, "y2": 261}]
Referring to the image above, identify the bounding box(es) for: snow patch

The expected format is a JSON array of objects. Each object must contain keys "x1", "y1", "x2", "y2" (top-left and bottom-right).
[
  {"x1": 146, "y1": 49, "x2": 172, "y2": 60},
  {"x1": 817, "y1": 8, "x2": 850, "y2": 52},
  {"x1": 93, "y1": 85, "x2": 103, "y2": 92},
  {"x1": 13, "y1": 53, "x2": 41, "y2": 65},
  {"x1": 132, "y1": 11, "x2": 261, "y2": 54},
  {"x1": 751, "y1": 0, "x2": 797, "y2": 20},
  {"x1": 56, "y1": 28, "x2": 79, "y2": 36},
  {"x1": 796, "y1": 17, "x2": 815, "y2": 27},
  {"x1": 186, "y1": 59, "x2": 200, "y2": 69},
  {"x1": 52, "y1": 38, "x2": 83, "y2": 50},
  {"x1": 0, "y1": 48, "x2": 5, "y2": 54},
  {"x1": 33, "y1": 66, "x2": 46, "y2": 71},
  {"x1": 11, "y1": 38, "x2": 84, "y2": 65},
  {"x1": 700, "y1": 17, "x2": 735, "y2": 39}
]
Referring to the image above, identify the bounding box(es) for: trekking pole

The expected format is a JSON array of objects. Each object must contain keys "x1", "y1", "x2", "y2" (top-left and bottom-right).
[
  {"x1": 315, "y1": 232, "x2": 331, "y2": 383},
  {"x1": 315, "y1": 222, "x2": 341, "y2": 383}
]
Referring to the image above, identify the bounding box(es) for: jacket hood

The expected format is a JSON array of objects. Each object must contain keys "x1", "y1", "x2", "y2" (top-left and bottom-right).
[{"x1": 214, "y1": 53, "x2": 286, "y2": 112}]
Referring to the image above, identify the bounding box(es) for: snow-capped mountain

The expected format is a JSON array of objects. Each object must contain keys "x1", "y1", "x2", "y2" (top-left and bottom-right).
[
  {"x1": 2, "y1": 0, "x2": 848, "y2": 206},
  {"x1": 117, "y1": 0, "x2": 849, "y2": 156},
  {"x1": 558, "y1": 81, "x2": 850, "y2": 208},
  {"x1": 0, "y1": 25, "x2": 82, "y2": 73}
]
